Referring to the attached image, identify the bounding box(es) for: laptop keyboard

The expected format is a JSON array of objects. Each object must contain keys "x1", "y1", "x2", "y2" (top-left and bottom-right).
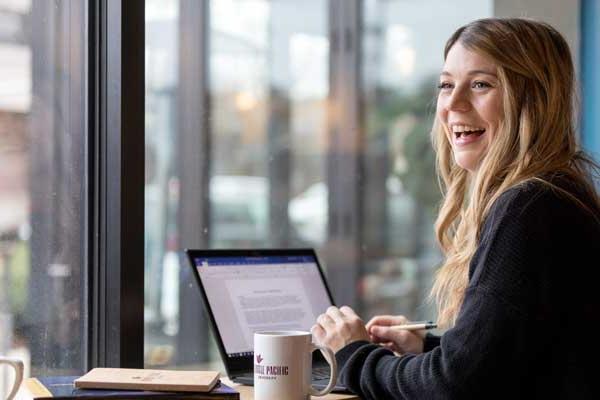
[{"x1": 312, "y1": 366, "x2": 331, "y2": 380}]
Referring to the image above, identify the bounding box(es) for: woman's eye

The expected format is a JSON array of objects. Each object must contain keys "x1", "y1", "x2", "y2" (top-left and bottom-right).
[
  {"x1": 472, "y1": 81, "x2": 491, "y2": 89},
  {"x1": 437, "y1": 82, "x2": 453, "y2": 90}
]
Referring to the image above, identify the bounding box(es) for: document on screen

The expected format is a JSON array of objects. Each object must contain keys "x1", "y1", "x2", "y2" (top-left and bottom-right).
[{"x1": 226, "y1": 278, "x2": 315, "y2": 348}]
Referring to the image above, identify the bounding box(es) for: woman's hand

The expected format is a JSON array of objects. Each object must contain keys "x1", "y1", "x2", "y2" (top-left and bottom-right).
[
  {"x1": 365, "y1": 315, "x2": 426, "y2": 355},
  {"x1": 311, "y1": 306, "x2": 370, "y2": 353}
]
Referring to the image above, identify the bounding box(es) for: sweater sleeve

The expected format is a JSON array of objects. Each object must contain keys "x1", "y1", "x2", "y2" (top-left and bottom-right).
[
  {"x1": 334, "y1": 187, "x2": 554, "y2": 399},
  {"x1": 423, "y1": 333, "x2": 441, "y2": 352}
]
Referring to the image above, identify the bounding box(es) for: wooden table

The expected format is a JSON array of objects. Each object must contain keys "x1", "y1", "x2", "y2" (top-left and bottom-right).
[{"x1": 221, "y1": 378, "x2": 360, "y2": 400}]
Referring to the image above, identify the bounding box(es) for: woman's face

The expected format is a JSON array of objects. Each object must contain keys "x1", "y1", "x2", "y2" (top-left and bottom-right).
[{"x1": 436, "y1": 42, "x2": 504, "y2": 172}]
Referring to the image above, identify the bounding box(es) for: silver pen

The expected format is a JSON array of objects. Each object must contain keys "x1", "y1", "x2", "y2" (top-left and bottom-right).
[{"x1": 391, "y1": 321, "x2": 437, "y2": 331}]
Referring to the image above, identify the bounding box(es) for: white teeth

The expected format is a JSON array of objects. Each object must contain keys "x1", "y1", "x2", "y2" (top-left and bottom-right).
[{"x1": 451, "y1": 125, "x2": 485, "y2": 134}]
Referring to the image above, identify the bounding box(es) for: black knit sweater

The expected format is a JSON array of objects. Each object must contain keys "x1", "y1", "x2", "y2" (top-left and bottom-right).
[{"x1": 336, "y1": 180, "x2": 600, "y2": 399}]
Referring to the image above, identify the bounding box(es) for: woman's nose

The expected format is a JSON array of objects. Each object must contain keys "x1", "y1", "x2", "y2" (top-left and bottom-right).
[{"x1": 446, "y1": 88, "x2": 471, "y2": 112}]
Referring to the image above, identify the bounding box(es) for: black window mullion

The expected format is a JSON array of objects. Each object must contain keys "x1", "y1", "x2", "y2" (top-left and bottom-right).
[
  {"x1": 89, "y1": 0, "x2": 145, "y2": 368},
  {"x1": 86, "y1": 0, "x2": 99, "y2": 372}
]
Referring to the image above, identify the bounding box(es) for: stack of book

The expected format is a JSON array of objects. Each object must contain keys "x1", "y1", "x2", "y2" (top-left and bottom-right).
[{"x1": 18, "y1": 368, "x2": 239, "y2": 400}]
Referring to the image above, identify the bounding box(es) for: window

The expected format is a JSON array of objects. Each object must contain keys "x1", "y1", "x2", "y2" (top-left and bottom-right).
[
  {"x1": 145, "y1": 0, "x2": 330, "y2": 368},
  {"x1": 1, "y1": 0, "x2": 146, "y2": 387},
  {"x1": 0, "y1": 0, "x2": 87, "y2": 392},
  {"x1": 360, "y1": 0, "x2": 491, "y2": 322},
  {"x1": 144, "y1": 0, "x2": 492, "y2": 370}
]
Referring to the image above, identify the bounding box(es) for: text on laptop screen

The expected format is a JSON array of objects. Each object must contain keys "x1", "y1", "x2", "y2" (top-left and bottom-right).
[{"x1": 194, "y1": 255, "x2": 332, "y2": 357}]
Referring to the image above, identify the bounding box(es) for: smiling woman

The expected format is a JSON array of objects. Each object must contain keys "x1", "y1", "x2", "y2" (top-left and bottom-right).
[
  {"x1": 429, "y1": 18, "x2": 600, "y2": 329},
  {"x1": 312, "y1": 18, "x2": 600, "y2": 400}
]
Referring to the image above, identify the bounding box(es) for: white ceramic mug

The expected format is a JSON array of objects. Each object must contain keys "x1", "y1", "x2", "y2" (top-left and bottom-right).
[
  {"x1": 254, "y1": 331, "x2": 337, "y2": 400},
  {"x1": 0, "y1": 357, "x2": 24, "y2": 400}
]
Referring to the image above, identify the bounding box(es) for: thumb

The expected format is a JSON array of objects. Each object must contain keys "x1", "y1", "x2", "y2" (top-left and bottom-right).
[
  {"x1": 367, "y1": 315, "x2": 409, "y2": 331},
  {"x1": 370, "y1": 325, "x2": 402, "y2": 342}
]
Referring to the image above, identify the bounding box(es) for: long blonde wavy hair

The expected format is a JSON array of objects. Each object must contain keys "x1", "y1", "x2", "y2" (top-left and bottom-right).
[{"x1": 430, "y1": 18, "x2": 600, "y2": 328}]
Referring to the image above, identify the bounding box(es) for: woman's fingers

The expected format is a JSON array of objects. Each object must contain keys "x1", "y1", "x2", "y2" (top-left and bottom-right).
[
  {"x1": 381, "y1": 342, "x2": 398, "y2": 351},
  {"x1": 313, "y1": 306, "x2": 370, "y2": 353},
  {"x1": 326, "y1": 306, "x2": 346, "y2": 324},
  {"x1": 311, "y1": 324, "x2": 326, "y2": 344},
  {"x1": 366, "y1": 315, "x2": 394, "y2": 330},
  {"x1": 370, "y1": 325, "x2": 425, "y2": 354},
  {"x1": 339, "y1": 305, "x2": 359, "y2": 318},
  {"x1": 366, "y1": 315, "x2": 409, "y2": 332},
  {"x1": 370, "y1": 325, "x2": 393, "y2": 341},
  {"x1": 370, "y1": 325, "x2": 410, "y2": 343},
  {"x1": 317, "y1": 312, "x2": 335, "y2": 328},
  {"x1": 369, "y1": 332, "x2": 386, "y2": 344}
]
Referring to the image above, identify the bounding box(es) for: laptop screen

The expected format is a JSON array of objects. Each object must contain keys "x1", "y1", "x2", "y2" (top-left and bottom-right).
[{"x1": 191, "y1": 252, "x2": 333, "y2": 358}]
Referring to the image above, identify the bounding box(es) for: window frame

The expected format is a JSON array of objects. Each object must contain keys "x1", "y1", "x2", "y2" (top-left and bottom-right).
[
  {"x1": 87, "y1": 0, "x2": 145, "y2": 369},
  {"x1": 82, "y1": 0, "x2": 596, "y2": 369}
]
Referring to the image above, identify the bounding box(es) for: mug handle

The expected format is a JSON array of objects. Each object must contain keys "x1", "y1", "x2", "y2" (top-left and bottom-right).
[
  {"x1": 0, "y1": 357, "x2": 24, "y2": 400},
  {"x1": 308, "y1": 343, "x2": 338, "y2": 397}
]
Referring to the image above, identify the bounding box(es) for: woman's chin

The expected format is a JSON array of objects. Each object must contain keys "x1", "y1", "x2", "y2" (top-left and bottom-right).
[
  {"x1": 454, "y1": 154, "x2": 481, "y2": 172},
  {"x1": 452, "y1": 138, "x2": 489, "y2": 173}
]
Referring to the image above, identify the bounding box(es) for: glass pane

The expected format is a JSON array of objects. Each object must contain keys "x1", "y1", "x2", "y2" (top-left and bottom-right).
[
  {"x1": 145, "y1": 0, "x2": 180, "y2": 367},
  {"x1": 210, "y1": 0, "x2": 329, "y2": 248},
  {"x1": 0, "y1": 0, "x2": 86, "y2": 393},
  {"x1": 144, "y1": 0, "x2": 329, "y2": 369},
  {"x1": 360, "y1": 0, "x2": 492, "y2": 321}
]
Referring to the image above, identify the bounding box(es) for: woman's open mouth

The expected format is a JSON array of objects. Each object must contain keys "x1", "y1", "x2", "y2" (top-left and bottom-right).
[{"x1": 452, "y1": 125, "x2": 486, "y2": 145}]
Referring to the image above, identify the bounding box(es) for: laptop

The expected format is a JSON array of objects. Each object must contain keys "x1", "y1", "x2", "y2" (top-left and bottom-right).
[{"x1": 185, "y1": 248, "x2": 347, "y2": 392}]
